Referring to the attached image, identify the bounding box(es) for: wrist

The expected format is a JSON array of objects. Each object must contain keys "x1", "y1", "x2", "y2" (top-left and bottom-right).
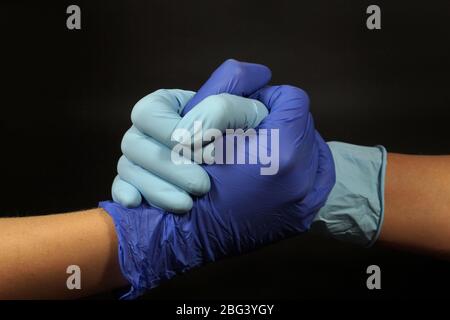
[
  {"x1": 310, "y1": 141, "x2": 387, "y2": 247},
  {"x1": 99, "y1": 201, "x2": 209, "y2": 299}
]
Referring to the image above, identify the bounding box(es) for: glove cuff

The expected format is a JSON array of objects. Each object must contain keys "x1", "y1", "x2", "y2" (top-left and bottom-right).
[
  {"x1": 99, "y1": 201, "x2": 207, "y2": 299},
  {"x1": 311, "y1": 142, "x2": 387, "y2": 247},
  {"x1": 99, "y1": 201, "x2": 149, "y2": 299}
]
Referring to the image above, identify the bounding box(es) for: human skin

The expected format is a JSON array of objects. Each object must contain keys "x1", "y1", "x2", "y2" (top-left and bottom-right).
[
  {"x1": 380, "y1": 153, "x2": 450, "y2": 257},
  {"x1": 0, "y1": 154, "x2": 449, "y2": 299},
  {"x1": 0, "y1": 209, "x2": 127, "y2": 299}
]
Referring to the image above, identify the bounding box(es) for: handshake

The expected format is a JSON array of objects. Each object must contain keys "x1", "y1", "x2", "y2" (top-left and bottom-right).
[{"x1": 100, "y1": 59, "x2": 386, "y2": 299}]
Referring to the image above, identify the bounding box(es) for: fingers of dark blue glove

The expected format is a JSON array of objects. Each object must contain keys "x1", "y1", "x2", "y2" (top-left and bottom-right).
[
  {"x1": 182, "y1": 59, "x2": 272, "y2": 116},
  {"x1": 250, "y1": 85, "x2": 314, "y2": 170},
  {"x1": 313, "y1": 132, "x2": 336, "y2": 200},
  {"x1": 294, "y1": 132, "x2": 336, "y2": 228},
  {"x1": 252, "y1": 85, "x2": 311, "y2": 131}
]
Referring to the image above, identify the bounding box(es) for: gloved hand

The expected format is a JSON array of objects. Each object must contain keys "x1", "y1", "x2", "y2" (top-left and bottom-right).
[
  {"x1": 112, "y1": 59, "x2": 271, "y2": 212},
  {"x1": 100, "y1": 59, "x2": 336, "y2": 299}
]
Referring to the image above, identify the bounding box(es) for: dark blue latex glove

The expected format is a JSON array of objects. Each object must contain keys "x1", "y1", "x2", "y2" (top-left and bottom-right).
[{"x1": 100, "y1": 59, "x2": 335, "y2": 299}]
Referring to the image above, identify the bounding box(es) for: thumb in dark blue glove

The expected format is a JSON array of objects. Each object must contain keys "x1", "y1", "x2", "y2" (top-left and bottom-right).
[{"x1": 182, "y1": 58, "x2": 272, "y2": 115}]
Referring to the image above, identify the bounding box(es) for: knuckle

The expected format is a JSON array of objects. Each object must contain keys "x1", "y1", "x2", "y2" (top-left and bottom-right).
[
  {"x1": 277, "y1": 85, "x2": 310, "y2": 112},
  {"x1": 131, "y1": 99, "x2": 147, "y2": 126},
  {"x1": 117, "y1": 155, "x2": 130, "y2": 174},
  {"x1": 205, "y1": 94, "x2": 229, "y2": 114},
  {"x1": 185, "y1": 173, "x2": 210, "y2": 195},
  {"x1": 120, "y1": 129, "x2": 136, "y2": 156},
  {"x1": 280, "y1": 85, "x2": 309, "y2": 102},
  {"x1": 170, "y1": 195, "x2": 193, "y2": 213},
  {"x1": 222, "y1": 58, "x2": 244, "y2": 77},
  {"x1": 131, "y1": 89, "x2": 168, "y2": 125}
]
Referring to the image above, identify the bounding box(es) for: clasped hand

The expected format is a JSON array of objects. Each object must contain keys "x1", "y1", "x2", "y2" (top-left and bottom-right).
[{"x1": 100, "y1": 59, "x2": 335, "y2": 299}]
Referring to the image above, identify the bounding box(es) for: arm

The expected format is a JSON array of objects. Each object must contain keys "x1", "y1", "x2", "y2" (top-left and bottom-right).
[
  {"x1": 0, "y1": 154, "x2": 449, "y2": 299},
  {"x1": 0, "y1": 208, "x2": 127, "y2": 299},
  {"x1": 312, "y1": 143, "x2": 450, "y2": 258},
  {"x1": 380, "y1": 153, "x2": 450, "y2": 257}
]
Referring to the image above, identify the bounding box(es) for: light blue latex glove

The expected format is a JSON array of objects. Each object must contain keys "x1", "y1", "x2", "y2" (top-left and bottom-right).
[
  {"x1": 312, "y1": 142, "x2": 387, "y2": 247},
  {"x1": 112, "y1": 59, "x2": 270, "y2": 212}
]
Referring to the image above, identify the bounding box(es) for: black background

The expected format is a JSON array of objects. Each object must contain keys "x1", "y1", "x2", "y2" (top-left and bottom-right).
[{"x1": 0, "y1": 0, "x2": 449, "y2": 300}]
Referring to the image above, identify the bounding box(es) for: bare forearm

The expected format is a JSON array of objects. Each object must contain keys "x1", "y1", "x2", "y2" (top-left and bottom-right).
[
  {"x1": 0, "y1": 208, "x2": 127, "y2": 299},
  {"x1": 380, "y1": 153, "x2": 450, "y2": 257}
]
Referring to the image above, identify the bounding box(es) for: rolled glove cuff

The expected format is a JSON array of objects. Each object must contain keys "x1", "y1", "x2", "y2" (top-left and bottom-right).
[
  {"x1": 99, "y1": 201, "x2": 203, "y2": 300},
  {"x1": 311, "y1": 142, "x2": 387, "y2": 247}
]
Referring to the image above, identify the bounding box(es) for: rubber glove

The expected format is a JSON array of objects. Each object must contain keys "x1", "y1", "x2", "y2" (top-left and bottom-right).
[
  {"x1": 111, "y1": 59, "x2": 271, "y2": 212},
  {"x1": 178, "y1": 60, "x2": 388, "y2": 247},
  {"x1": 100, "y1": 69, "x2": 336, "y2": 299},
  {"x1": 312, "y1": 142, "x2": 387, "y2": 247}
]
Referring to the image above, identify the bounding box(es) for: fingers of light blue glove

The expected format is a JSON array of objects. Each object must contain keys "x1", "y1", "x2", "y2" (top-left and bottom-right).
[
  {"x1": 111, "y1": 175, "x2": 142, "y2": 208},
  {"x1": 121, "y1": 126, "x2": 210, "y2": 195},
  {"x1": 175, "y1": 94, "x2": 268, "y2": 147},
  {"x1": 131, "y1": 89, "x2": 195, "y2": 147},
  {"x1": 117, "y1": 156, "x2": 193, "y2": 213},
  {"x1": 182, "y1": 59, "x2": 272, "y2": 116}
]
